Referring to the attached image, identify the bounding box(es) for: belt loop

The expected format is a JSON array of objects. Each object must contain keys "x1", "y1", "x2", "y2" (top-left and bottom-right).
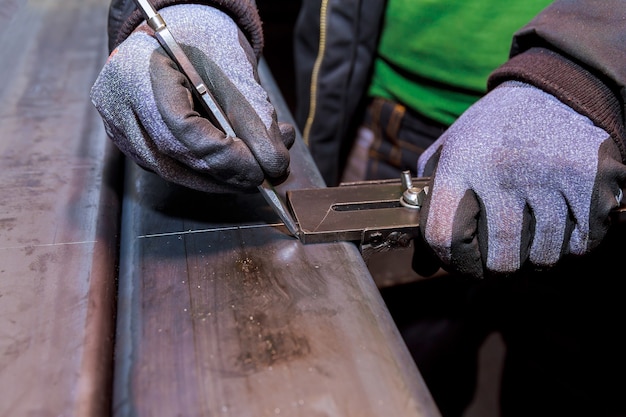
[
  {"x1": 387, "y1": 102, "x2": 405, "y2": 167},
  {"x1": 386, "y1": 102, "x2": 405, "y2": 139}
]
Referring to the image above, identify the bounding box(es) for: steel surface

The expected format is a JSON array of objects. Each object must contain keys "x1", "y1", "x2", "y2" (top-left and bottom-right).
[
  {"x1": 0, "y1": 0, "x2": 118, "y2": 416},
  {"x1": 113, "y1": 62, "x2": 439, "y2": 416}
]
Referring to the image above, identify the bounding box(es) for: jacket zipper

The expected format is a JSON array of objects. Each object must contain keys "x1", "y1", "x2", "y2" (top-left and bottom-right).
[{"x1": 302, "y1": 0, "x2": 329, "y2": 146}]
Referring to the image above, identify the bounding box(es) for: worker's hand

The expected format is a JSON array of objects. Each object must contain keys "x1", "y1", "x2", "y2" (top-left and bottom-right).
[
  {"x1": 417, "y1": 81, "x2": 626, "y2": 278},
  {"x1": 90, "y1": 4, "x2": 294, "y2": 193}
]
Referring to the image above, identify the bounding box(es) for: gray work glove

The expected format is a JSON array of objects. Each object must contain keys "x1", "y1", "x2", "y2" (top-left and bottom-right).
[
  {"x1": 417, "y1": 81, "x2": 626, "y2": 278},
  {"x1": 90, "y1": 4, "x2": 295, "y2": 193}
]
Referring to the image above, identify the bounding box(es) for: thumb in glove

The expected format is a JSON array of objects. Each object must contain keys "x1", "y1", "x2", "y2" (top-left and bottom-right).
[
  {"x1": 91, "y1": 4, "x2": 295, "y2": 193},
  {"x1": 417, "y1": 81, "x2": 626, "y2": 278}
]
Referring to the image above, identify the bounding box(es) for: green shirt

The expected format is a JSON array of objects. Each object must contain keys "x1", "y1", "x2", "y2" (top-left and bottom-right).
[{"x1": 368, "y1": 0, "x2": 552, "y2": 125}]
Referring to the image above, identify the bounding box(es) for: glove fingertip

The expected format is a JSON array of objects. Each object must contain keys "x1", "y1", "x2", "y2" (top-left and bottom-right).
[
  {"x1": 418, "y1": 149, "x2": 441, "y2": 177},
  {"x1": 278, "y1": 122, "x2": 296, "y2": 149},
  {"x1": 411, "y1": 233, "x2": 442, "y2": 277},
  {"x1": 455, "y1": 194, "x2": 486, "y2": 279},
  {"x1": 266, "y1": 167, "x2": 291, "y2": 186}
]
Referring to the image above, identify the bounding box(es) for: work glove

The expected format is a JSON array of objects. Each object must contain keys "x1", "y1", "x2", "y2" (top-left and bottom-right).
[
  {"x1": 417, "y1": 81, "x2": 626, "y2": 278},
  {"x1": 90, "y1": 4, "x2": 295, "y2": 193}
]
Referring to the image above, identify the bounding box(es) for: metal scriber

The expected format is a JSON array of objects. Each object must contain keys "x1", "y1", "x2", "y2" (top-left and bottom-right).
[{"x1": 132, "y1": 0, "x2": 300, "y2": 239}]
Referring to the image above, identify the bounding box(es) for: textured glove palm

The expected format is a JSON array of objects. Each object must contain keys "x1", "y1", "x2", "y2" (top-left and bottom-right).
[
  {"x1": 417, "y1": 81, "x2": 626, "y2": 278},
  {"x1": 90, "y1": 5, "x2": 295, "y2": 193}
]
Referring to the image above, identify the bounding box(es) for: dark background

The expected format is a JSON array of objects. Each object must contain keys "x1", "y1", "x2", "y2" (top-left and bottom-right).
[{"x1": 256, "y1": 0, "x2": 302, "y2": 112}]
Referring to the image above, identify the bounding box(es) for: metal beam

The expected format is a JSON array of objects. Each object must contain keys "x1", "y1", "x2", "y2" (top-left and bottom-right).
[
  {"x1": 112, "y1": 61, "x2": 439, "y2": 416},
  {"x1": 0, "y1": 1, "x2": 118, "y2": 415}
]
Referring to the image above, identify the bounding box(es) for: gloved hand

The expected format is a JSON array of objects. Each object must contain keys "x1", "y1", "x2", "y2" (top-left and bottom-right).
[
  {"x1": 417, "y1": 81, "x2": 626, "y2": 278},
  {"x1": 90, "y1": 4, "x2": 295, "y2": 193}
]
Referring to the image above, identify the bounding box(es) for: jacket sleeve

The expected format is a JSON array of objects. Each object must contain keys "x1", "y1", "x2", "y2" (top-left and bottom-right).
[
  {"x1": 487, "y1": 0, "x2": 626, "y2": 160},
  {"x1": 106, "y1": 0, "x2": 264, "y2": 58}
]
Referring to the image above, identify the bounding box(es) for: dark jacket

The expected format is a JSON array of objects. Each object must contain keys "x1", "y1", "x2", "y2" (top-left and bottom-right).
[
  {"x1": 293, "y1": 0, "x2": 386, "y2": 186},
  {"x1": 293, "y1": 0, "x2": 626, "y2": 185}
]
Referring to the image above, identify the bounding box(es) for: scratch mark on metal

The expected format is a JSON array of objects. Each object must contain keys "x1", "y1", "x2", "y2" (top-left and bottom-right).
[
  {"x1": 0, "y1": 240, "x2": 98, "y2": 250},
  {"x1": 312, "y1": 205, "x2": 334, "y2": 233},
  {"x1": 137, "y1": 223, "x2": 282, "y2": 239}
]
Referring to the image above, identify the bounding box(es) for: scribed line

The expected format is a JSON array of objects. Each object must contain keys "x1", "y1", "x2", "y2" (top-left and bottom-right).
[
  {"x1": 137, "y1": 223, "x2": 281, "y2": 239},
  {"x1": 0, "y1": 240, "x2": 98, "y2": 250}
]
